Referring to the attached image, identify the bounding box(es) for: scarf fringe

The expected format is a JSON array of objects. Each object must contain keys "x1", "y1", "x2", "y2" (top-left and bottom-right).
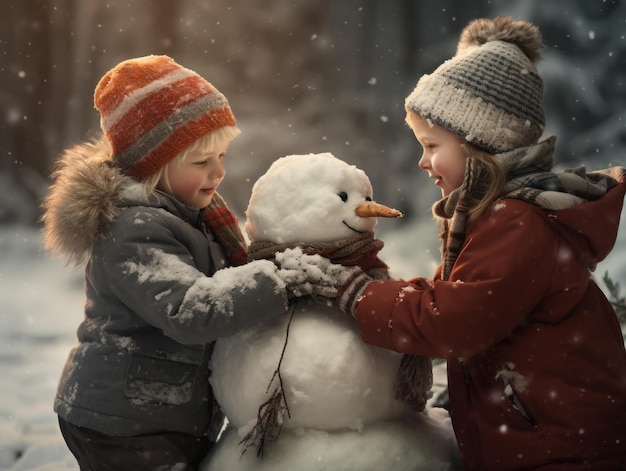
[{"x1": 395, "y1": 354, "x2": 434, "y2": 411}]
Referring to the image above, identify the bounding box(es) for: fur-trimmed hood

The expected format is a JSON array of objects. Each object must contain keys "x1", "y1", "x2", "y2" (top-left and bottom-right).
[{"x1": 41, "y1": 138, "x2": 135, "y2": 266}]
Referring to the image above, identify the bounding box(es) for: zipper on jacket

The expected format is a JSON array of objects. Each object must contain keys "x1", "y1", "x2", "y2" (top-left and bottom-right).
[{"x1": 499, "y1": 376, "x2": 538, "y2": 428}]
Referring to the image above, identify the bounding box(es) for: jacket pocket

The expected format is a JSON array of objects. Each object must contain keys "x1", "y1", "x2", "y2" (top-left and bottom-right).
[
  {"x1": 124, "y1": 352, "x2": 200, "y2": 406},
  {"x1": 498, "y1": 375, "x2": 538, "y2": 429}
]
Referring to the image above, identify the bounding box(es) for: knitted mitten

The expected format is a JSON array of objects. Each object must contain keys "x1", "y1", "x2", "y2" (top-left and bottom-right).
[
  {"x1": 330, "y1": 268, "x2": 372, "y2": 316},
  {"x1": 275, "y1": 247, "x2": 372, "y2": 313}
]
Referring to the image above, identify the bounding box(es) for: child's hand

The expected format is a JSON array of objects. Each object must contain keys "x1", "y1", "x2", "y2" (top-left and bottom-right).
[
  {"x1": 275, "y1": 247, "x2": 340, "y2": 298},
  {"x1": 274, "y1": 248, "x2": 372, "y2": 316}
]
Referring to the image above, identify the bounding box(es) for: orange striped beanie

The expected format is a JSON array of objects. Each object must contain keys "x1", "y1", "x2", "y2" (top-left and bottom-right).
[{"x1": 94, "y1": 55, "x2": 236, "y2": 179}]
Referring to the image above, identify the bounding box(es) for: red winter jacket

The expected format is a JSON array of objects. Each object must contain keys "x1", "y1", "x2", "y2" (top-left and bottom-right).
[{"x1": 356, "y1": 178, "x2": 626, "y2": 470}]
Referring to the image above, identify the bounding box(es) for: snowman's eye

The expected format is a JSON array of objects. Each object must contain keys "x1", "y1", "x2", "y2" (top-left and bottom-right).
[
  {"x1": 338, "y1": 192, "x2": 348, "y2": 202},
  {"x1": 366, "y1": 196, "x2": 372, "y2": 202}
]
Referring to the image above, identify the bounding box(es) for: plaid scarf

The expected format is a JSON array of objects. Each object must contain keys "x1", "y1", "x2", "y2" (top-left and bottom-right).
[
  {"x1": 434, "y1": 136, "x2": 624, "y2": 281},
  {"x1": 202, "y1": 193, "x2": 248, "y2": 266},
  {"x1": 248, "y1": 231, "x2": 389, "y2": 279}
]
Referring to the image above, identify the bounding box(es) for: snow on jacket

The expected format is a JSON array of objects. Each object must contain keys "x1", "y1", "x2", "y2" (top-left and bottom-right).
[
  {"x1": 355, "y1": 175, "x2": 626, "y2": 470},
  {"x1": 42, "y1": 141, "x2": 289, "y2": 438}
]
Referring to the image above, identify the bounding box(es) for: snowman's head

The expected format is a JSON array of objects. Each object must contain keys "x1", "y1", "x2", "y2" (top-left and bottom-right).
[{"x1": 245, "y1": 153, "x2": 401, "y2": 244}]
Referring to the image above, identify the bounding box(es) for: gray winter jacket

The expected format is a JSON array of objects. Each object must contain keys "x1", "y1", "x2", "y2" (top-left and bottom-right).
[{"x1": 42, "y1": 140, "x2": 289, "y2": 438}]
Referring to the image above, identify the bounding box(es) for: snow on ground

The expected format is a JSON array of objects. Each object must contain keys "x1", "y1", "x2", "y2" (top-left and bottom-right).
[
  {"x1": 0, "y1": 197, "x2": 624, "y2": 469},
  {"x1": 0, "y1": 226, "x2": 82, "y2": 471}
]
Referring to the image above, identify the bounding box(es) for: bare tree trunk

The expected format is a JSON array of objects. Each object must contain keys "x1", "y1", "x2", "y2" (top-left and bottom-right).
[{"x1": 0, "y1": 0, "x2": 59, "y2": 221}]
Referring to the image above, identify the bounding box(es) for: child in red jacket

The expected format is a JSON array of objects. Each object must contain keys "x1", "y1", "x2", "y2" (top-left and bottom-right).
[{"x1": 299, "y1": 17, "x2": 626, "y2": 470}]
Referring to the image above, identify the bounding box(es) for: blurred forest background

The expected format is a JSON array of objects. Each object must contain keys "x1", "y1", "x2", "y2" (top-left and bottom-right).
[{"x1": 1, "y1": 0, "x2": 625, "y2": 224}]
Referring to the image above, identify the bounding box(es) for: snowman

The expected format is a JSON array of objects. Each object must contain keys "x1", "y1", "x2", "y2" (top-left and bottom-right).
[{"x1": 201, "y1": 153, "x2": 461, "y2": 471}]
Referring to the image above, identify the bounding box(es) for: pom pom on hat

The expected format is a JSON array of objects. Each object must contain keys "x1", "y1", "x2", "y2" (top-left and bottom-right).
[
  {"x1": 94, "y1": 55, "x2": 236, "y2": 179},
  {"x1": 456, "y1": 17, "x2": 544, "y2": 62},
  {"x1": 405, "y1": 17, "x2": 545, "y2": 153}
]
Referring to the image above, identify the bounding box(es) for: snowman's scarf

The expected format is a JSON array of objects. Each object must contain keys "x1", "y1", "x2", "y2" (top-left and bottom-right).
[
  {"x1": 248, "y1": 230, "x2": 389, "y2": 277},
  {"x1": 241, "y1": 231, "x2": 433, "y2": 457}
]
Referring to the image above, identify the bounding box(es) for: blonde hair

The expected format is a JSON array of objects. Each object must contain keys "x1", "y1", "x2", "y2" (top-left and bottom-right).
[{"x1": 141, "y1": 125, "x2": 241, "y2": 198}]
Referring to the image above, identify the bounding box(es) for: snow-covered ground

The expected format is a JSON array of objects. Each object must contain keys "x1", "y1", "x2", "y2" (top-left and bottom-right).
[
  {"x1": 0, "y1": 226, "x2": 83, "y2": 471},
  {"x1": 1, "y1": 197, "x2": 624, "y2": 469}
]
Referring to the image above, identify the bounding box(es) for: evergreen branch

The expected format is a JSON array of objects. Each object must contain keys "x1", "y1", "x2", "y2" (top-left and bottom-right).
[{"x1": 603, "y1": 271, "x2": 626, "y2": 324}]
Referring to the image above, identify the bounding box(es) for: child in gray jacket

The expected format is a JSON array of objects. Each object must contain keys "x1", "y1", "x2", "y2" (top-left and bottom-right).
[{"x1": 41, "y1": 55, "x2": 334, "y2": 470}]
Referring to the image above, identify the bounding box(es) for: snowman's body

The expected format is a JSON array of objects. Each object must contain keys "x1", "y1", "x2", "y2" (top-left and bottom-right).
[
  {"x1": 201, "y1": 154, "x2": 461, "y2": 470},
  {"x1": 210, "y1": 298, "x2": 407, "y2": 432}
]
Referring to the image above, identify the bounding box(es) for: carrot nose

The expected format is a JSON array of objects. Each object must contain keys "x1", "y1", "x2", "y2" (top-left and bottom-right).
[{"x1": 355, "y1": 201, "x2": 403, "y2": 218}]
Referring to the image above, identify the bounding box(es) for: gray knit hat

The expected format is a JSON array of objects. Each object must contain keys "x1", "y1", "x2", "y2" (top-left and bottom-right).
[{"x1": 405, "y1": 17, "x2": 545, "y2": 154}]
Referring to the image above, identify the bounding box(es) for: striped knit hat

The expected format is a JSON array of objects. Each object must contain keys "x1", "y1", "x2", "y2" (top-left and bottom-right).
[
  {"x1": 94, "y1": 55, "x2": 236, "y2": 179},
  {"x1": 405, "y1": 17, "x2": 545, "y2": 154}
]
